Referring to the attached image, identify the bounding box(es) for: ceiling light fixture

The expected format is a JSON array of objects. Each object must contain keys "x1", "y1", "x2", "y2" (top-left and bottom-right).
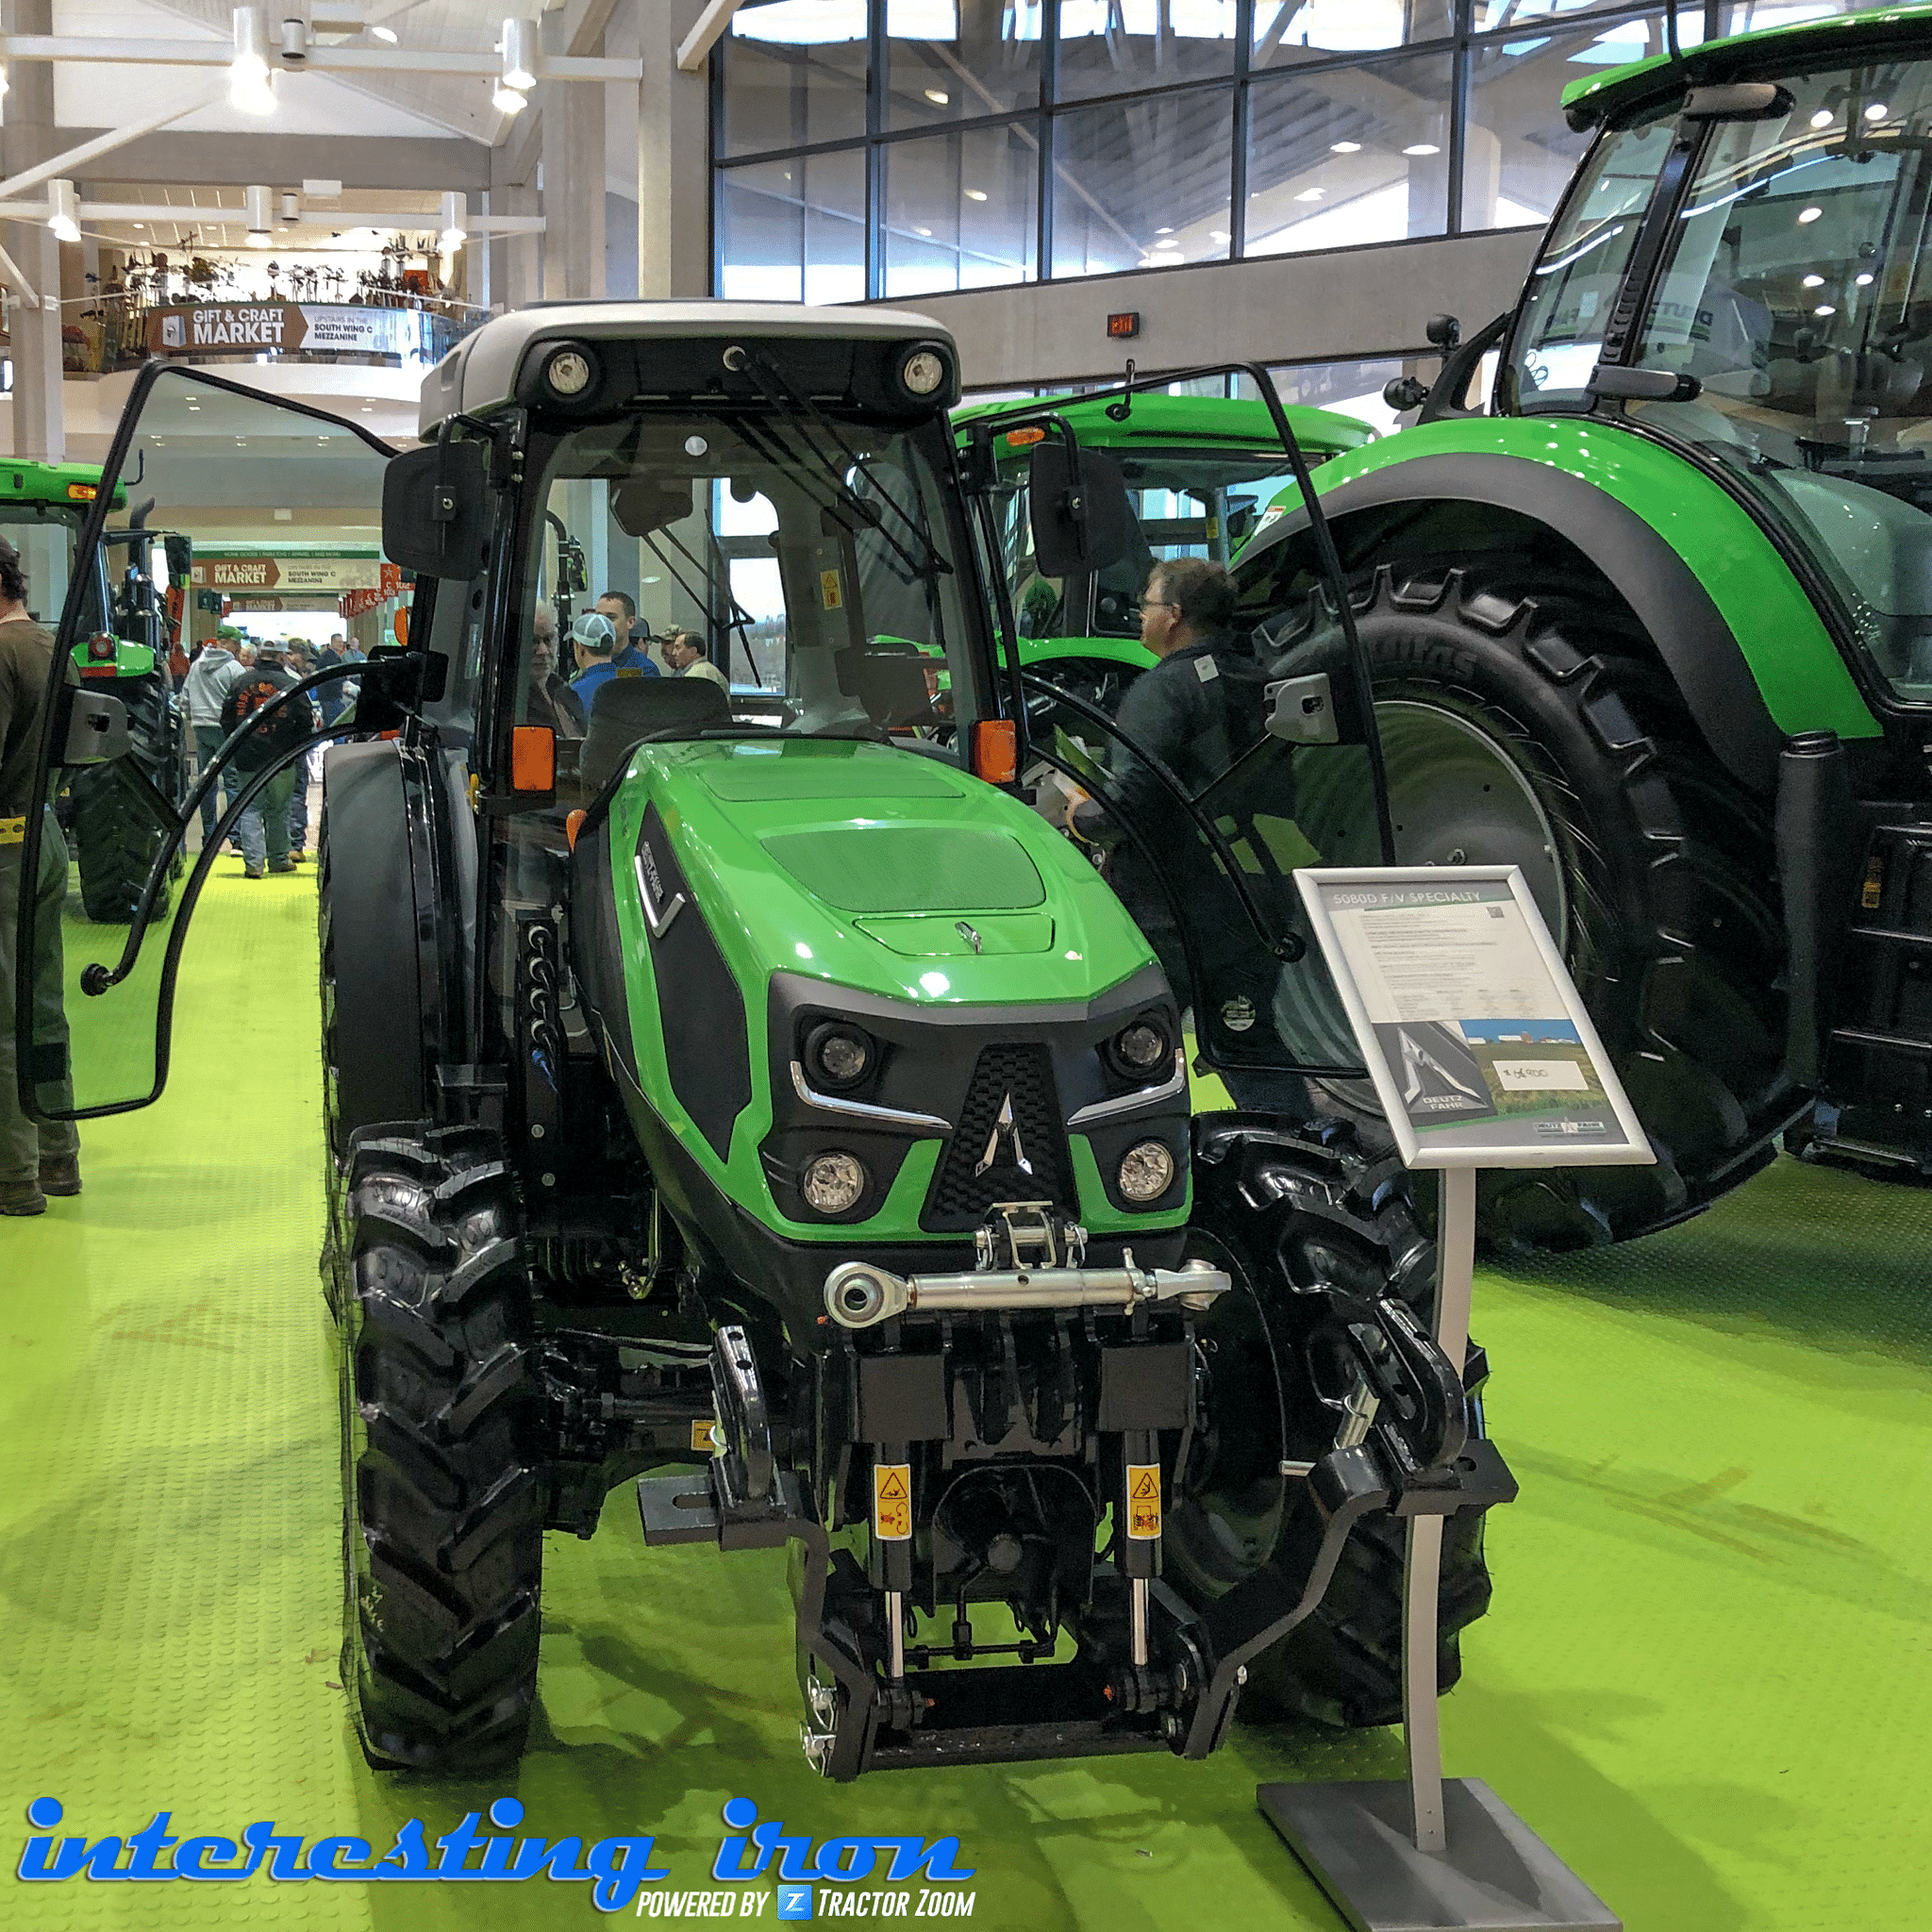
[
  {"x1": 1857, "y1": 271, "x2": 1874, "y2": 286},
  {"x1": 47, "y1": 179, "x2": 79, "y2": 244},
  {"x1": 1330, "y1": 140, "x2": 1361, "y2": 153},
  {"x1": 501, "y1": 16, "x2": 538, "y2": 91},
  {"x1": 924, "y1": 88, "x2": 948, "y2": 104},
  {"x1": 493, "y1": 80, "x2": 526, "y2": 112},
  {"x1": 1810, "y1": 108, "x2": 1834, "y2": 128},
  {"x1": 0, "y1": 61, "x2": 9, "y2": 102},
  {"x1": 1403, "y1": 142, "x2": 1440, "y2": 157},
  {"x1": 439, "y1": 191, "x2": 465, "y2": 254},
  {"x1": 963, "y1": 188, "x2": 988, "y2": 202},
  {"x1": 245, "y1": 182, "x2": 274, "y2": 246},
  {"x1": 371, "y1": 23, "x2": 397, "y2": 42},
  {"x1": 1798, "y1": 205, "x2": 1823, "y2": 224},
  {"x1": 1294, "y1": 188, "x2": 1323, "y2": 201},
  {"x1": 230, "y1": 7, "x2": 277, "y2": 115},
  {"x1": 1803, "y1": 273, "x2": 1824, "y2": 287}
]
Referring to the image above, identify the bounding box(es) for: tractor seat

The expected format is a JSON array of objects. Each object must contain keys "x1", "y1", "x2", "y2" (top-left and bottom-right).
[{"x1": 579, "y1": 675, "x2": 734, "y2": 791}]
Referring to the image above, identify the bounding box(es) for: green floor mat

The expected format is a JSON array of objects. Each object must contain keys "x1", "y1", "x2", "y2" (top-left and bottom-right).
[{"x1": 2, "y1": 861, "x2": 1927, "y2": 1929}]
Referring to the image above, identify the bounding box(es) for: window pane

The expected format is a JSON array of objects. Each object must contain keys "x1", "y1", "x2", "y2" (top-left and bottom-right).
[
  {"x1": 1462, "y1": 12, "x2": 1696, "y2": 232},
  {"x1": 1054, "y1": 0, "x2": 1238, "y2": 106},
  {"x1": 717, "y1": 150, "x2": 867, "y2": 303},
  {"x1": 1251, "y1": 0, "x2": 1455, "y2": 66},
  {"x1": 1050, "y1": 90, "x2": 1234, "y2": 276},
  {"x1": 886, "y1": 0, "x2": 1042, "y2": 130},
  {"x1": 883, "y1": 123, "x2": 1039, "y2": 294},
  {"x1": 1470, "y1": 0, "x2": 1646, "y2": 28},
  {"x1": 720, "y1": 0, "x2": 869, "y2": 159},
  {"x1": 1245, "y1": 52, "x2": 1454, "y2": 257},
  {"x1": 1246, "y1": 356, "x2": 1440, "y2": 435},
  {"x1": 1717, "y1": 2, "x2": 1907, "y2": 29}
]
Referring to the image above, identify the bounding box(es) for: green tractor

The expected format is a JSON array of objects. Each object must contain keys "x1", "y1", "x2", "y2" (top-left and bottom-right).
[
  {"x1": 1, "y1": 460, "x2": 192, "y2": 923},
  {"x1": 20, "y1": 311, "x2": 1510, "y2": 1781},
  {"x1": 954, "y1": 388, "x2": 1374, "y2": 714},
  {"x1": 1217, "y1": 4, "x2": 1932, "y2": 1248}
]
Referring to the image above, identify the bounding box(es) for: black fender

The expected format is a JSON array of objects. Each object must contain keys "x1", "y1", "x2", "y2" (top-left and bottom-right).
[
  {"x1": 1243, "y1": 450, "x2": 1786, "y2": 793},
  {"x1": 322, "y1": 738, "x2": 464, "y2": 1141}
]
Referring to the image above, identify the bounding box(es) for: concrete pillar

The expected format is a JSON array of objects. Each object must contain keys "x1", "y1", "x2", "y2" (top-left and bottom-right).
[
  {"x1": 541, "y1": 14, "x2": 608, "y2": 301},
  {"x1": 636, "y1": 0, "x2": 712, "y2": 298},
  {"x1": 2, "y1": 0, "x2": 67, "y2": 460}
]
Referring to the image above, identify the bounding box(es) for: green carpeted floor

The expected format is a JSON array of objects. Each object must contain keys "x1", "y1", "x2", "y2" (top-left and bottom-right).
[{"x1": 4, "y1": 863, "x2": 1928, "y2": 1930}]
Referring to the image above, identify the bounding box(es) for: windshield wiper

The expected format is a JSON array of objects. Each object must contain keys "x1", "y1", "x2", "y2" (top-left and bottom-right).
[{"x1": 731, "y1": 347, "x2": 953, "y2": 583}]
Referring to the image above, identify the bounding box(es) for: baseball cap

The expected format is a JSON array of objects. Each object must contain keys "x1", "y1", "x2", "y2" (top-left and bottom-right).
[{"x1": 571, "y1": 612, "x2": 617, "y2": 655}]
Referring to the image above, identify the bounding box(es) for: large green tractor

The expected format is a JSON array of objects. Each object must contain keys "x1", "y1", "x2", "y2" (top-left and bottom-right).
[
  {"x1": 1225, "y1": 5, "x2": 1932, "y2": 1248},
  {"x1": 19, "y1": 310, "x2": 1510, "y2": 1781}
]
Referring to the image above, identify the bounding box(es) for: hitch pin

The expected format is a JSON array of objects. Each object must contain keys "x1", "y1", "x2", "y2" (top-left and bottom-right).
[
  {"x1": 887, "y1": 1590, "x2": 906, "y2": 1681},
  {"x1": 1335, "y1": 1373, "x2": 1380, "y2": 1451}
]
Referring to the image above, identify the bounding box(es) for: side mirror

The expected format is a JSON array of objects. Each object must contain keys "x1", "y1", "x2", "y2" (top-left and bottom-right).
[
  {"x1": 381, "y1": 440, "x2": 488, "y2": 581},
  {"x1": 56, "y1": 687, "x2": 131, "y2": 767},
  {"x1": 1028, "y1": 442, "x2": 1134, "y2": 578}
]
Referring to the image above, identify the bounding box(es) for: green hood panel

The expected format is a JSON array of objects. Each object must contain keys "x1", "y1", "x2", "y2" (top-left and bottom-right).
[
  {"x1": 598, "y1": 736, "x2": 1175, "y2": 1247},
  {"x1": 1285, "y1": 416, "x2": 1881, "y2": 742},
  {"x1": 763, "y1": 824, "x2": 1046, "y2": 915}
]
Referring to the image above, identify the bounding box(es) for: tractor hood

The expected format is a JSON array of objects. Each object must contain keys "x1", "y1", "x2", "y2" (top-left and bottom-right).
[{"x1": 608, "y1": 736, "x2": 1155, "y2": 1008}]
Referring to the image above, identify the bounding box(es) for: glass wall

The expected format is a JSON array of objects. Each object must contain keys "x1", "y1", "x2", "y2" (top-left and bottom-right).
[{"x1": 717, "y1": 0, "x2": 1909, "y2": 301}]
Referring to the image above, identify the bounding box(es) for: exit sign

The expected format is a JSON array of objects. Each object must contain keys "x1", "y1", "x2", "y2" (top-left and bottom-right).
[{"x1": 1108, "y1": 311, "x2": 1141, "y2": 340}]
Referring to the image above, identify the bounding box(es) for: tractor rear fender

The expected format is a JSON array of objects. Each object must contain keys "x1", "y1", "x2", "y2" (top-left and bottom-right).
[
  {"x1": 1243, "y1": 432, "x2": 1884, "y2": 795},
  {"x1": 322, "y1": 738, "x2": 468, "y2": 1141}
]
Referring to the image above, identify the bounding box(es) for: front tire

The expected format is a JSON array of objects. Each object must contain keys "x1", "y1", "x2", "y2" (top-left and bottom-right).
[
  {"x1": 335, "y1": 1125, "x2": 543, "y2": 1774},
  {"x1": 1286, "y1": 563, "x2": 1799, "y2": 1248},
  {"x1": 1166, "y1": 1116, "x2": 1494, "y2": 1729}
]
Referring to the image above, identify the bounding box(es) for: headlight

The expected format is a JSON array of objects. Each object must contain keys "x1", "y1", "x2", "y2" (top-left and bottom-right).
[
  {"x1": 1109, "y1": 1019, "x2": 1170, "y2": 1076},
  {"x1": 803, "y1": 1151, "x2": 869, "y2": 1215},
  {"x1": 544, "y1": 345, "x2": 594, "y2": 397},
  {"x1": 806, "y1": 1023, "x2": 874, "y2": 1090},
  {"x1": 898, "y1": 344, "x2": 949, "y2": 397},
  {"x1": 1117, "y1": 1140, "x2": 1175, "y2": 1204}
]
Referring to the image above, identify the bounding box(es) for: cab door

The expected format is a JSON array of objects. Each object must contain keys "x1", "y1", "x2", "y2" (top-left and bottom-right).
[{"x1": 12, "y1": 363, "x2": 392, "y2": 1121}]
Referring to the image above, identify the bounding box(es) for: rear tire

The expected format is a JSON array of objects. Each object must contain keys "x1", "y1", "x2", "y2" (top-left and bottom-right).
[
  {"x1": 71, "y1": 675, "x2": 178, "y2": 924},
  {"x1": 335, "y1": 1125, "x2": 543, "y2": 1774},
  {"x1": 1283, "y1": 563, "x2": 1799, "y2": 1249},
  {"x1": 1167, "y1": 1116, "x2": 1493, "y2": 1729}
]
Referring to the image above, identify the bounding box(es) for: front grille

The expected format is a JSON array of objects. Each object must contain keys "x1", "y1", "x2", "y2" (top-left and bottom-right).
[{"x1": 923, "y1": 1044, "x2": 1072, "y2": 1231}]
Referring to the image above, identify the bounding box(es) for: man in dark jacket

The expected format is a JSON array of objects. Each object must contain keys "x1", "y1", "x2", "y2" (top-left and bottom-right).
[
  {"x1": 221, "y1": 639, "x2": 315, "y2": 878},
  {"x1": 0, "y1": 535, "x2": 82, "y2": 1213}
]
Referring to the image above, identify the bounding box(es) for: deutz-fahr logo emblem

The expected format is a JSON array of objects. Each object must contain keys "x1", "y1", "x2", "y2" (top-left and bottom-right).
[{"x1": 974, "y1": 1092, "x2": 1032, "y2": 1176}]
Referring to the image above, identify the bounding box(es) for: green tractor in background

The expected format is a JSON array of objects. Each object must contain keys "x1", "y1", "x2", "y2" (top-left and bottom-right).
[
  {"x1": 1224, "y1": 4, "x2": 1932, "y2": 1248},
  {"x1": 955, "y1": 389, "x2": 1374, "y2": 718},
  {"x1": 1, "y1": 459, "x2": 192, "y2": 921}
]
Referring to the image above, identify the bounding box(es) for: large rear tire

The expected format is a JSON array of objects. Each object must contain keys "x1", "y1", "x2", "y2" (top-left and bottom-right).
[
  {"x1": 70, "y1": 675, "x2": 178, "y2": 924},
  {"x1": 1285, "y1": 563, "x2": 1799, "y2": 1249},
  {"x1": 335, "y1": 1125, "x2": 543, "y2": 1774},
  {"x1": 1166, "y1": 1117, "x2": 1493, "y2": 1729}
]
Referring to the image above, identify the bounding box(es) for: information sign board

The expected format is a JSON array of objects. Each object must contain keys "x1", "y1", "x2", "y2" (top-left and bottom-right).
[{"x1": 1294, "y1": 865, "x2": 1652, "y2": 1172}]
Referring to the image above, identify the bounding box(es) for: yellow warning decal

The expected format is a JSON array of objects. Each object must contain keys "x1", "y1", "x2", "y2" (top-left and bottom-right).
[
  {"x1": 820, "y1": 569, "x2": 844, "y2": 610},
  {"x1": 691, "y1": 1419, "x2": 722, "y2": 1454},
  {"x1": 1125, "y1": 1464, "x2": 1162, "y2": 1541},
  {"x1": 874, "y1": 1462, "x2": 912, "y2": 1541}
]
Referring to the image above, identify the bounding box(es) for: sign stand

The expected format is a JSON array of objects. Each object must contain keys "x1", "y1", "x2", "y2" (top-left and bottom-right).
[{"x1": 1257, "y1": 867, "x2": 1644, "y2": 1932}]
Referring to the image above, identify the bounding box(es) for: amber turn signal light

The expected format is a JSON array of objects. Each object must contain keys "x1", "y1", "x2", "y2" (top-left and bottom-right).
[
  {"x1": 565, "y1": 808, "x2": 587, "y2": 851},
  {"x1": 511, "y1": 724, "x2": 556, "y2": 793},
  {"x1": 972, "y1": 719, "x2": 1018, "y2": 785}
]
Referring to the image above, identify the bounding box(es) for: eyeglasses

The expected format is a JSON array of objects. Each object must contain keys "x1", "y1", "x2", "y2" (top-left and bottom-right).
[{"x1": 1132, "y1": 597, "x2": 1179, "y2": 614}]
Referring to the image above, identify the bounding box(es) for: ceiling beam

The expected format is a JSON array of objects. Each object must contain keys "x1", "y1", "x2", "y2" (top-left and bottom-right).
[
  {"x1": 676, "y1": 0, "x2": 745, "y2": 73},
  {"x1": 0, "y1": 35, "x2": 643, "y2": 78},
  {"x1": 63, "y1": 129, "x2": 490, "y2": 192}
]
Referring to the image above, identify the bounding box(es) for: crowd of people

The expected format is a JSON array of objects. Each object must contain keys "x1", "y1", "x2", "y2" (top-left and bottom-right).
[
  {"x1": 182, "y1": 629, "x2": 366, "y2": 877},
  {"x1": 526, "y1": 590, "x2": 731, "y2": 738}
]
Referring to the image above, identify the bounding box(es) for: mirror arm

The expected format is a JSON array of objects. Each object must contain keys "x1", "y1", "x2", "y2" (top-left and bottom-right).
[{"x1": 1018, "y1": 669, "x2": 1302, "y2": 962}]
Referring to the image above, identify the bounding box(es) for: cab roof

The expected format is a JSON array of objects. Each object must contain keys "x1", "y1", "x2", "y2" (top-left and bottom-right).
[
  {"x1": 0, "y1": 458, "x2": 123, "y2": 509},
  {"x1": 419, "y1": 300, "x2": 958, "y2": 439},
  {"x1": 952, "y1": 389, "x2": 1373, "y2": 457},
  {"x1": 1565, "y1": 3, "x2": 1932, "y2": 129}
]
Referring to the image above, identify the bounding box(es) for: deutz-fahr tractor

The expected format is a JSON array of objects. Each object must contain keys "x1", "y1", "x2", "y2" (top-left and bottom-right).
[
  {"x1": 18, "y1": 308, "x2": 1510, "y2": 1781},
  {"x1": 954, "y1": 388, "x2": 1374, "y2": 715},
  {"x1": 1185, "y1": 3, "x2": 1932, "y2": 1250}
]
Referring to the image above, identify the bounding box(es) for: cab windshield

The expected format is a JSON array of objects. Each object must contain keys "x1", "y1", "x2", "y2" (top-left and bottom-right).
[
  {"x1": 1518, "y1": 58, "x2": 1932, "y2": 701},
  {"x1": 517, "y1": 409, "x2": 981, "y2": 755},
  {"x1": 993, "y1": 444, "x2": 1304, "y2": 641}
]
